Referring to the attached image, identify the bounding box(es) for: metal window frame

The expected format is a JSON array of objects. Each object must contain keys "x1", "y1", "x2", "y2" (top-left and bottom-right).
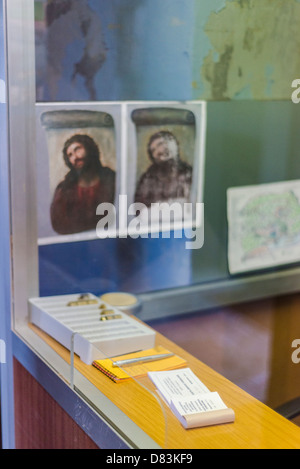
[{"x1": 0, "y1": 0, "x2": 15, "y2": 449}]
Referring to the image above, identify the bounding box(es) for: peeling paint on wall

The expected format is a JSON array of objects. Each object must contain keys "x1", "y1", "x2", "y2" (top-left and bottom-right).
[
  {"x1": 194, "y1": 0, "x2": 300, "y2": 100},
  {"x1": 35, "y1": 0, "x2": 300, "y2": 102}
]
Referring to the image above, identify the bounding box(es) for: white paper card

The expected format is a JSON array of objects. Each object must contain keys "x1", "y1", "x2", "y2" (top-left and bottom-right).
[
  {"x1": 170, "y1": 391, "x2": 228, "y2": 416},
  {"x1": 148, "y1": 368, "x2": 235, "y2": 429},
  {"x1": 148, "y1": 368, "x2": 210, "y2": 405}
]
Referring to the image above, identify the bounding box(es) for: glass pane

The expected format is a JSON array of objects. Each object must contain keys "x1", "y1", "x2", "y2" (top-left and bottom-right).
[
  {"x1": 6, "y1": 0, "x2": 300, "y2": 451},
  {"x1": 64, "y1": 296, "x2": 171, "y2": 449}
]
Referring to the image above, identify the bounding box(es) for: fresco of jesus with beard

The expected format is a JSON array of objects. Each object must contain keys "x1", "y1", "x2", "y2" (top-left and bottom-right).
[
  {"x1": 50, "y1": 134, "x2": 115, "y2": 235},
  {"x1": 134, "y1": 131, "x2": 193, "y2": 207}
]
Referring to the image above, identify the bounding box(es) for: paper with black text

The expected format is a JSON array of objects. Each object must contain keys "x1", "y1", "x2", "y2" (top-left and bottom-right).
[
  {"x1": 148, "y1": 368, "x2": 210, "y2": 405},
  {"x1": 148, "y1": 368, "x2": 235, "y2": 429}
]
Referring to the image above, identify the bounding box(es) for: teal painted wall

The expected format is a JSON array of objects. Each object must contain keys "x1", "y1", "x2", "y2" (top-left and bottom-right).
[{"x1": 192, "y1": 0, "x2": 300, "y2": 100}]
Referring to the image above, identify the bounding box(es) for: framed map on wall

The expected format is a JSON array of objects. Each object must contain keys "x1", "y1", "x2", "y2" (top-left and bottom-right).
[{"x1": 227, "y1": 180, "x2": 300, "y2": 274}]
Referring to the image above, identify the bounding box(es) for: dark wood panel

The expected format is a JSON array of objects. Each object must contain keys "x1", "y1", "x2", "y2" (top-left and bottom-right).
[{"x1": 13, "y1": 359, "x2": 99, "y2": 449}]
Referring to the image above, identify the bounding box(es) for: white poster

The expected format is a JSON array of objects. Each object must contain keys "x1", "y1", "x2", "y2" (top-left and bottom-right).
[
  {"x1": 227, "y1": 180, "x2": 300, "y2": 274},
  {"x1": 36, "y1": 101, "x2": 206, "y2": 245}
]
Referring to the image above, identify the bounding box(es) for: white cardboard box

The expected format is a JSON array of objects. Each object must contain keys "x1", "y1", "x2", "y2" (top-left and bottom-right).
[{"x1": 29, "y1": 293, "x2": 156, "y2": 365}]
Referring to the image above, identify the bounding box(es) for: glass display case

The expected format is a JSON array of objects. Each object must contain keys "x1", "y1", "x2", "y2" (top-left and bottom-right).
[{"x1": 2, "y1": 0, "x2": 300, "y2": 450}]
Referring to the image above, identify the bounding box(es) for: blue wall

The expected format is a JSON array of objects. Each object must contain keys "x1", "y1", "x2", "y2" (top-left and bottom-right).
[{"x1": 39, "y1": 0, "x2": 198, "y2": 101}]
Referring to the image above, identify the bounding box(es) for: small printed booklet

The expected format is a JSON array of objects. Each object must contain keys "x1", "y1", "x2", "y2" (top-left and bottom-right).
[{"x1": 148, "y1": 368, "x2": 235, "y2": 429}]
